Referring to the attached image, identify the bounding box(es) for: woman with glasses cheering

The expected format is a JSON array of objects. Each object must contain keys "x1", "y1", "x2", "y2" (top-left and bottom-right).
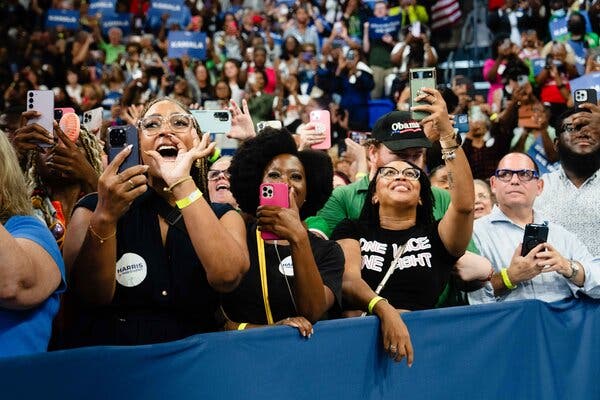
[
  {"x1": 332, "y1": 88, "x2": 475, "y2": 366},
  {"x1": 61, "y1": 97, "x2": 250, "y2": 347},
  {"x1": 207, "y1": 156, "x2": 238, "y2": 209}
]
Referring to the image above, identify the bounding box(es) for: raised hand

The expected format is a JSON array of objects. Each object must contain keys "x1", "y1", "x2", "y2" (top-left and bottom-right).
[
  {"x1": 256, "y1": 187, "x2": 306, "y2": 244},
  {"x1": 47, "y1": 124, "x2": 99, "y2": 192},
  {"x1": 227, "y1": 99, "x2": 256, "y2": 140},
  {"x1": 11, "y1": 111, "x2": 54, "y2": 158},
  {"x1": 96, "y1": 146, "x2": 149, "y2": 223},
  {"x1": 143, "y1": 132, "x2": 215, "y2": 187}
]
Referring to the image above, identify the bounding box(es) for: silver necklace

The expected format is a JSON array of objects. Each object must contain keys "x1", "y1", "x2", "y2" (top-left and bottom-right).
[{"x1": 273, "y1": 240, "x2": 298, "y2": 314}]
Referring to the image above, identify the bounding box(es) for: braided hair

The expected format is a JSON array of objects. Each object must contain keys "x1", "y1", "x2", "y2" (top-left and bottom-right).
[{"x1": 25, "y1": 126, "x2": 104, "y2": 228}]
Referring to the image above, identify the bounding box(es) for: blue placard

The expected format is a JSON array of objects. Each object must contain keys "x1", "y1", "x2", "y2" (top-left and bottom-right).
[
  {"x1": 549, "y1": 17, "x2": 568, "y2": 40},
  {"x1": 147, "y1": 0, "x2": 190, "y2": 29},
  {"x1": 569, "y1": 72, "x2": 600, "y2": 95},
  {"x1": 168, "y1": 31, "x2": 206, "y2": 60},
  {"x1": 46, "y1": 9, "x2": 80, "y2": 30},
  {"x1": 89, "y1": 0, "x2": 116, "y2": 15},
  {"x1": 368, "y1": 16, "x2": 401, "y2": 39},
  {"x1": 531, "y1": 58, "x2": 546, "y2": 76},
  {"x1": 101, "y1": 13, "x2": 132, "y2": 36}
]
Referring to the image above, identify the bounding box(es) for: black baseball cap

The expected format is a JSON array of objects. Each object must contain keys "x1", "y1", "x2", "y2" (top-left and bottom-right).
[{"x1": 371, "y1": 111, "x2": 432, "y2": 151}]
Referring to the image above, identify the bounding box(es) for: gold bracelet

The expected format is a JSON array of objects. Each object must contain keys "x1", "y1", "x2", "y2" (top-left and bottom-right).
[
  {"x1": 88, "y1": 224, "x2": 117, "y2": 244},
  {"x1": 163, "y1": 176, "x2": 193, "y2": 193}
]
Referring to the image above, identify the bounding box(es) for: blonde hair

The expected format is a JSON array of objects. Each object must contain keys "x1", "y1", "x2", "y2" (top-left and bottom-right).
[
  {"x1": 0, "y1": 130, "x2": 33, "y2": 223},
  {"x1": 139, "y1": 97, "x2": 210, "y2": 196}
]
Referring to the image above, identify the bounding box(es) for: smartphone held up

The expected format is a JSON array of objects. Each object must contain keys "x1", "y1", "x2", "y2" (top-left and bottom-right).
[
  {"x1": 409, "y1": 67, "x2": 437, "y2": 121},
  {"x1": 259, "y1": 182, "x2": 289, "y2": 240},
  {"x1": 107, "y1": 125, "x2": 140, "y2": 173}
]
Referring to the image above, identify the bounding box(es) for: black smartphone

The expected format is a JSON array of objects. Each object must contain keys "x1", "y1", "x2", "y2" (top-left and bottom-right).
[
  {"x1": 107, "y1": 125, "x2": 140, "y2": 173},
  {"x1": 574, "y1": 89, "x2": 598, "y2": 108},
  {"x1": 521, "y1": 223, "x2": 549, "y2": 256}
]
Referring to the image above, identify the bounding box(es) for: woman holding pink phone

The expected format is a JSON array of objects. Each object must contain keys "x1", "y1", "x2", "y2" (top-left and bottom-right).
[{"x1": 222, "y1": 129, "x2": 344, "y2": 337}]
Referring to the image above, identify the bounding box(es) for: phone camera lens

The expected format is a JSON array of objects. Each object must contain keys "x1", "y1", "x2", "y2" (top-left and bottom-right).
[{"x1": 29, "y1": 92, "x2": 33, "y2": 98}]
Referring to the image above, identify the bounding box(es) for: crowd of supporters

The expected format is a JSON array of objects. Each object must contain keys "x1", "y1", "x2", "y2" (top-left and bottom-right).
[{"x1": 0, "y1": 0, "x2": 599, "y2": 367}]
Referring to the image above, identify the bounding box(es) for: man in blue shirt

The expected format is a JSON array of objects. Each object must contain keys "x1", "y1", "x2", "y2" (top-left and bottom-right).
[{"x1": 469, "y1": 152, "x2": 600, "y2": 304}]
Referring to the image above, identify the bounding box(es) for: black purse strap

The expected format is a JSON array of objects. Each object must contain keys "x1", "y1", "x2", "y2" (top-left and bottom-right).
[{"x1": 148, "y1": 191, "x2": 188, "y2": 234}]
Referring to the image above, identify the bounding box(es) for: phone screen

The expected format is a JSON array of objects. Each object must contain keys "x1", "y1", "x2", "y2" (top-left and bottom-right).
[{"x1": 521, "y1": 223, "x2": 549, "y2": 256}]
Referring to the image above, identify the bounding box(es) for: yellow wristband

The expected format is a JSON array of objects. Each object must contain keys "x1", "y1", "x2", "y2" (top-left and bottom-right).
[
  {"x1": 208, "y1": 147, "x2": 221, "y2": 163},
  {"x1": 237, "y1": 322, "x2": 248, "y2": 330},
  {"x1": 355, "y1": 172, "x2": 368, "y2": 180},
  {"x1": 367, "y1": 296, "x2": 386, "y2": 314},
  {"x1": 175, "y1": 189, "x2": 203, "y2": 209},
  {"x1": 500, "y1": 268, "x2": 517, "y2": 290}
]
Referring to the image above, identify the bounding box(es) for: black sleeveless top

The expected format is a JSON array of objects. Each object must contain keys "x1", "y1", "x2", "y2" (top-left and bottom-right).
[{"x1": 64, "y1": 189, "x2": 233, "y2": 347}]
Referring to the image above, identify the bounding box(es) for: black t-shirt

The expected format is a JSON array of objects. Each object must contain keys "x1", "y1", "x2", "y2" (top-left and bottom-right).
[
  {"x1": 332, "y1": 220, "x2": 458, "y2": 311},
  {"x1": 221, "y1": 223, "x2": 344, "y2": 324},
  {"x1": 65, "y1": 189, "x2": 234, "y2": 347}
]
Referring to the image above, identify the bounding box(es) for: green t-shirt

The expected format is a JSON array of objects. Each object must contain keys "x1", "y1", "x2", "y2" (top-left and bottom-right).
[{"x1": 99, "y1": 41, "x2": 126, "y2": 65}]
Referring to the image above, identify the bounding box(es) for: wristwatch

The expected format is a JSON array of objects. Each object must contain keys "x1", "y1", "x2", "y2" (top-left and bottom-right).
[{"x1": 566, "y1": 260, "x2": 579, "y2": 280}]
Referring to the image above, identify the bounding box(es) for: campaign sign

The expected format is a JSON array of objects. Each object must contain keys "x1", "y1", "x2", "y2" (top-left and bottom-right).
[
  {"x1": 168, "y1": 31, "x2": 206, "y2": 60},
  {"x1": 569, "y1": 73, "x2": 600, "y2": 95},
  {"x1": 101, "y1": 13, "x2": 132, "y2": 36},
  {"x1": 549, "y1": 18, "x2": 568, "y2": 40},
  {"x1": 89, "y1": 0, "x2": 116, "y2": 15},
  {"x1": 530, "y1": 58, "x2": 546, "y2": 76},
  {"x1": 368, "y1": 16, "x2": 401, "y2": 39},
  {"x1": 46, "y1": 9, "x2": 80, "y2": 30},
  {"x1": 148, "y1": 0, "x2": 184, "y2": 18}
]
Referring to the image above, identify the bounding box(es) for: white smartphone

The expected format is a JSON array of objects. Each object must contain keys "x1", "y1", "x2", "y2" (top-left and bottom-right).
[
  {"x1": 26, "y1": 90, "x2": 55, "y2": 148},
  {"x1": 191, "y1": 109, "x2": 232, "y2": 134},
  {"x1": 82, "y1": 107, "x2": 103, "y2": 133},
  {"x1": 257, "y1": 120, "x2": 283, "y2": 133}
]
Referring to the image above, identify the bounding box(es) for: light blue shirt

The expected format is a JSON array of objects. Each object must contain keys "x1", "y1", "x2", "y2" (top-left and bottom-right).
[{"x1": 468, "y1": 206, "x2": 600, "y2": 304}]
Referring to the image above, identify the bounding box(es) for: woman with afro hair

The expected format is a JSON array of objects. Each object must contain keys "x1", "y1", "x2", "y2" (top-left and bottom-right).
[{"x1": 222, "y1": 128, "x2": 344, "y2": 336}]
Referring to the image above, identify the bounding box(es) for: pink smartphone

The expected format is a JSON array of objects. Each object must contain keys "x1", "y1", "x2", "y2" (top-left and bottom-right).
[
  {"x1": 259, "y1": 182, "x2": 289, "y2": 240},
  {"x1": 54, "y1": 107, "x2": 75, "y2": 121},
  {"x1": 309, "y1": 110, "x2": 332, "y2": 150}
]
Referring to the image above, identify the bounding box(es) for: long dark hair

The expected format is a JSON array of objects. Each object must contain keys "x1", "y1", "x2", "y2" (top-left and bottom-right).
[{"x1": 358, "y1": 161, "x2": 434, "y2": 229}]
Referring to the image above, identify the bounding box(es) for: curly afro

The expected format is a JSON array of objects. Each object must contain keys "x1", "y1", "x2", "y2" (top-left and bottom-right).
[{"x1": 229, "y1": 128, "x2": 333, "y2": 219}]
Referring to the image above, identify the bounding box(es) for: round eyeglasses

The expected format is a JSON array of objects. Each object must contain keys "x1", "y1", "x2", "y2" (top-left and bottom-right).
[
  {"x1": 138, "y1": 113, "x2": 194, "y2": 136},
  {"x1": 378, "y1": 166, "x2": 421, "y2": 181},
  {"x1": 207, "y1": 169, "x2": 231, "y2": 181},
  {"x1": 494, "y1": 169, "x2": 539, "y2": 182}
]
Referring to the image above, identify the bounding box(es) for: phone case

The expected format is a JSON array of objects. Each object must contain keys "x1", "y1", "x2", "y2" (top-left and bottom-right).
[
  {"x1": 259, "y1": 182, "x2": 289, "y2": 240},
  {"x1": 309, "y1": 110, "x2": 332, "y2": 150},
  {"x1": 521, "y1": 224, "x2": 549, "y2": 256},
  {"x1": 191, "y1": 110, "x2": 232, "y2": 134},
  {"x1": 82, "y1": 107, "x2": 103, "y2": 132},
  {"x1": 54, "y1": 107, "x2": 76, "y2": 121},
  {"x1": 257, "y1": 120, "x2": 283, "y2": 133},
  {"x1": 574, "y1": 89, "x2": 598, "y2": 108},
  {"x1": 27, "y1": 90, "x2": 55, "y2": 147},
  {"x1": 455, "y1": 114, "x2": 469, "y2": 133},
  {"x1": 409, "y1": 68, "x2": 437, "y2": 121},
  {"x1": 107, "y1": 125, "x2": 140, "y2": 173}
]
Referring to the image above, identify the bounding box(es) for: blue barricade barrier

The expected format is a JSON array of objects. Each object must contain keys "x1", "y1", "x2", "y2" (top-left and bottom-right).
[{"x1": 1, "y1": 298, "x2": 598, "y2": 399}]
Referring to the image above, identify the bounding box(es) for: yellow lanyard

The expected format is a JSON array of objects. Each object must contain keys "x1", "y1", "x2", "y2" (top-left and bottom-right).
[{"x1": 256, "y1": 229, "x2": 274, "y2": 324}]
